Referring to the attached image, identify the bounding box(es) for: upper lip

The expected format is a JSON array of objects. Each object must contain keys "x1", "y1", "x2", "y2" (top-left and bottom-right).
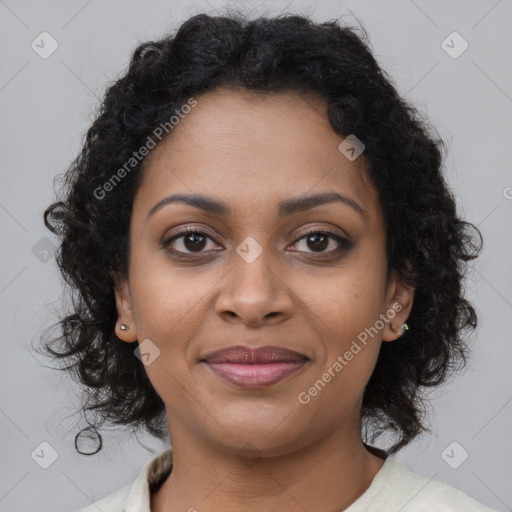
[{"x1": 202, "y1": 345, "x2": 308, "y2": 364}]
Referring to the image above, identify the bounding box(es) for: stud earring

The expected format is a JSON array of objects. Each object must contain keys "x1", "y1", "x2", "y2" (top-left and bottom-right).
[
  {"x1": 120, "y1": 324, "x2": 128, "y2": 331},
  {"x1": 394, "y1": 323, "x2": 409, "y2": 336}
]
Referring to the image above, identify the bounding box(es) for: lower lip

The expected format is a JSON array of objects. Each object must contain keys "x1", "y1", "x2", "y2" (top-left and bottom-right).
[{"x1": 204, "y1": 361, "x2": 308, "y2": 388}]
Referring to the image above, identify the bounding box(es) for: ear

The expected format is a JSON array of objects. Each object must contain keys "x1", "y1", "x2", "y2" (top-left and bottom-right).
[
  {"x1": 112, "y1": 273, "x2": 138, "y2": 343},
  {"x1": 382, "y1": 265, "x2": 415, "y2": 342}
]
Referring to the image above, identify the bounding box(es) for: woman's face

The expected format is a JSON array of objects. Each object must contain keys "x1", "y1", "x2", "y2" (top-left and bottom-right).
[{"x1": 115, "y1": 87, "x2": 413, "y2": 457}]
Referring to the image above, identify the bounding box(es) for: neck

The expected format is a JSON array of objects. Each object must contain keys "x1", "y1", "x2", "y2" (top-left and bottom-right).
[{"x1": 151, "y1": 428, "x2": 386, "y2": 512}]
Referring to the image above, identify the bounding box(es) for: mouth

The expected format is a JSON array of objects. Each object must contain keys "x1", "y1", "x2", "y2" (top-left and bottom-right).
[{"x1": 201, "y1": 345, "x2": 309, "y2": 389}]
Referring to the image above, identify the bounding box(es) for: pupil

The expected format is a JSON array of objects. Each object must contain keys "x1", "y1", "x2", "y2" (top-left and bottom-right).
[
  {"x1": 185, "y1": 233, "x2": 206, "y2": 251},
  {"x1": 308, "y1": 234, "x2": 328, "y2": 251}
]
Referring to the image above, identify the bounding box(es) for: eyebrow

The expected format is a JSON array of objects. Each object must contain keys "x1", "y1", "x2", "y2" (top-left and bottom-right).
[{"x1": 147, "y1": 191, "x2": 365, "y2": 220}]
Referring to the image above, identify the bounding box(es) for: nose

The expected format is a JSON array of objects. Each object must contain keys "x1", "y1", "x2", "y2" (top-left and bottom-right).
[{"x1": 214, "y1": 245, "x2": 294, "y2": 328}]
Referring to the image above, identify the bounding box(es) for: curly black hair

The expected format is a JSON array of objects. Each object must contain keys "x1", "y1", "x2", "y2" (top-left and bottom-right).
[{"x1": 39, "y1": 10, "x2": 482, "y2": 456}]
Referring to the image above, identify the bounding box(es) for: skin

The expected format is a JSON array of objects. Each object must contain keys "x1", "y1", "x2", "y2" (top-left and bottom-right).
[{"x1": 114, "y1": 86, "x2": 414, "y2": 512}]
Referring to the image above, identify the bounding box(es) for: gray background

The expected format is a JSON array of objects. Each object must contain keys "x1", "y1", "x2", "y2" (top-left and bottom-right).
[{"x1": 1, "y1": 0, "x2": 511, "y2": 511}]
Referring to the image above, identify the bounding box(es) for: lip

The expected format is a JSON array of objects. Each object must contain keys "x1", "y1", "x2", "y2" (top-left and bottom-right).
[{"x1": 201, "y1": 345, "x2": 309, "y2": 389}]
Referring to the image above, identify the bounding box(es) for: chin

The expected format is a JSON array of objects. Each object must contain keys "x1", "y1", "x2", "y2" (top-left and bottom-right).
[{"x1": 215, "y1": 420, "x2": 310, "y2": 458}]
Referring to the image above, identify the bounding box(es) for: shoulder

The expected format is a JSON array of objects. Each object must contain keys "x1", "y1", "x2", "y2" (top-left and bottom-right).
[
  {"x1": 380, "y1": 457, "x2": 499, "y2": 511},
  {"x1": 75, "y1": 448, "x2": 173, "y2": 512}
]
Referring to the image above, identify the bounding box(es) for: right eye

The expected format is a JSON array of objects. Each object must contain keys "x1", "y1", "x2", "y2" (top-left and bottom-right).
[{"x1": 163, "y1": 227, "x2": 221, "y2": 255}]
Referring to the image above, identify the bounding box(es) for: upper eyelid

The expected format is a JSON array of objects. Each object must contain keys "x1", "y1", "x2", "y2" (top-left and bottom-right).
[
  {"x1": 165, "y1": 226, "x2": 348, "y2": 249},
  {"x1": 166, "y1": 225, "x2": 345, "y2": 239}
]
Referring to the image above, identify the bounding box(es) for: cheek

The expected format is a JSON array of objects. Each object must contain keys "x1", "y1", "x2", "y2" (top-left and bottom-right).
[
  {"x1": 307, "y1": 264, "x2": 385, "y2": 333},
  {"x1": 302, "y1": 262, "x2": 386, "y2": 380},
  {"x1": 129, "y1": 247, "x2": 213, "y2": 331}
]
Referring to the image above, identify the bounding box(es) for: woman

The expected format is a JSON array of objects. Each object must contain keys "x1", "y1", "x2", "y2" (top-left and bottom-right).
[{"x1": 42, "y1": 11, "x2": 497, "y2": 512}]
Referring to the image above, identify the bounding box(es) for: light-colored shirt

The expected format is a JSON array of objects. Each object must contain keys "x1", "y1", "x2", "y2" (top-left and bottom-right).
[{"x1": 77, "y1": 447, "x2": 499, "y2": 511}]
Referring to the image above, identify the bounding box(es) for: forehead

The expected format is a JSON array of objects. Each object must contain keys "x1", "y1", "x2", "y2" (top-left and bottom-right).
[{"x1": 134, "y1": 87, "x2": 381, "y2": 224}]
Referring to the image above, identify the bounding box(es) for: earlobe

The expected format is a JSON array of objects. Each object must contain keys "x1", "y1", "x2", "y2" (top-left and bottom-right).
[
  {"x1": 382, "y1": 269, "x2": 415, "y2": 342},
  {"x1": 113, "y1": 275, "x2": 137, "y2": 343}
]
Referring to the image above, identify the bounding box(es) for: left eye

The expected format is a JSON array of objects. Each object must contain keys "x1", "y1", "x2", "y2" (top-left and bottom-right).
[{"x1": 291, "y1": 230, "x2": 351, "y2": 254}]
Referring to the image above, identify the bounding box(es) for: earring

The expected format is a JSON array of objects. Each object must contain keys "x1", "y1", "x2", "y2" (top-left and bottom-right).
[
  {"x1": 394, "y1": 323, "x2": 409, "y2": 336},
  {"x1": 120, "y1": 324, "x2": 128, "y2": 331}
]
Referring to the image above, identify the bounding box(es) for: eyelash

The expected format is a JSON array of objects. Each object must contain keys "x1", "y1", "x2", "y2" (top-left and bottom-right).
[{"x1": 162, "y1": 226, "x2": 353, "y2": 259}]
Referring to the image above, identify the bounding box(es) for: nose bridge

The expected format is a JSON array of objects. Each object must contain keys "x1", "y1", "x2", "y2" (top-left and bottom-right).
[
  {"x1": 215, "y1": 235, "x2": 292, "y2": 325},
  {"x1": 231, "y1": 235, "x2": 278, "y2": 302}
]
